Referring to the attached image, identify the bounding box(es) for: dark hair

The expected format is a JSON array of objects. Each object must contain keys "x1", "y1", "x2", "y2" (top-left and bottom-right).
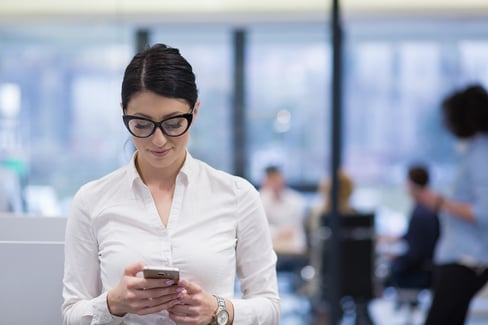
[
  {"x1": 121, "y1": 43, "x2": 198, "y2": 112},
  {"x1": 408, "y1": 165, "x2": 429, "y2": 188},
  {"x1": 442, "y1": 84, "x2": 488, "y2": 138},
  {"x1": 265, "y1": 165, "x2": 281, "y2": 176}
]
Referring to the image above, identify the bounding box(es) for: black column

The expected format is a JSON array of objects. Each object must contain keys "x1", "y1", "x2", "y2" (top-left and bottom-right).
[
  {"x1": 232, "y1": 29, "x2": 246, "y2": 178},
  {"x1": 135, "y1": 29, "x2": 150, "y2": 53},
  {"x1": 328, "y1": 0, "x2": 344, "y2": 324}
]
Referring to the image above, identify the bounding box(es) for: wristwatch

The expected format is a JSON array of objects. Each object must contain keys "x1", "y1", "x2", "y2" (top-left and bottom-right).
[{"x1": 210, "y1": 295, "x2": 229, "y2": 325}]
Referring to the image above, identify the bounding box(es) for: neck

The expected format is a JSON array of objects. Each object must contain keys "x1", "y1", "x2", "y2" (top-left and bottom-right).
[{"x1": 134, "y1": 152, "x2": 184, "y2": 188}]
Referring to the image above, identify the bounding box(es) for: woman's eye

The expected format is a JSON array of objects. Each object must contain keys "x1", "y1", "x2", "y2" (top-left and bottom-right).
[
  {"x1": 166, "y1": 121, "x2": 183, "y2": 129},
  {"x1": 134, "y1": 121, "x2": 153, "y2": 129}
]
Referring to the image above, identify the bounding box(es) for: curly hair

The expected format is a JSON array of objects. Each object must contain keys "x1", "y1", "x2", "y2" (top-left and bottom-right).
[{"x1": 442, "y1": 84, "x2": 488, "y2": 138}]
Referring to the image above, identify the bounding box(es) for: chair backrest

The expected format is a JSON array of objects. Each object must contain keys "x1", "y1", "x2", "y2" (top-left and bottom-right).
[{"x1": 320, "y1": 212, "x2": 376, "y2": 301}]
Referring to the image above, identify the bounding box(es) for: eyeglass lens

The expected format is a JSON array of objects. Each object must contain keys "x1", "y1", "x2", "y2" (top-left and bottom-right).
[{"x1": 127, "y1": 115, "x2": 190, "y2": 137}]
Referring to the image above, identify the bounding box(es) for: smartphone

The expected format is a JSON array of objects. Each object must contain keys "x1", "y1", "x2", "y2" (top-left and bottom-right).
[{"x1": 142, "y1": 266, "x2": 180, "y2": 282}]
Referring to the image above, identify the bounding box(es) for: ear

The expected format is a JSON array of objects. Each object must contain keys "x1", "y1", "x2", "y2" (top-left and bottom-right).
[{"x1": 191, "y1": 100, "x2": 200, "y2": 123}]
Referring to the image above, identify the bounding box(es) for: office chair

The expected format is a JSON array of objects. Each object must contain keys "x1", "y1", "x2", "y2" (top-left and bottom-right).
[
  {"x1": 318, "y1": 212, "x2": 377, "y2": 325},
  {"x1": 388, "y1": 260, "x2": 434, "y2": 325}
]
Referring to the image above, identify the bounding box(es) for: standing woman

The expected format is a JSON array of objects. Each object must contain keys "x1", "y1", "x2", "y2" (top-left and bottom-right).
[
  {"x1": 62, "y1": 44, "x2": 280, "y2": 325},
  {"x1": 416, "y1": 85, "x2": 488, "y2": 325}
]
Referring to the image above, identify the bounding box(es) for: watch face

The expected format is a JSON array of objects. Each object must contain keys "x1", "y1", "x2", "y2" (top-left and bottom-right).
[{"x1": 217, "y1": 310, "x2": 229, "y2": 325}]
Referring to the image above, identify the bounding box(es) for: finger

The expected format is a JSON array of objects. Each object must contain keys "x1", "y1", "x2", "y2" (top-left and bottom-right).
[
  {"x1": 124, "y1": 261, "x2": 146, "y2": 277},
  {"x1": 130, "y1": 277, "x2": 178, "y2": 294},
  {"x1": 177, "y1": 279, "x2": 202, "y2": 295},
  {"x1": 142, "y1": 278, "x2": 177, "y2": 290},
  {"x1": 168, "y1": 303, "x2": 198, "y2": 317},
  {"x1": 129, "y1": 291, "x2": 180, "y2": 311},
  {"x1": 138, "y1": 286, "x2": 179, "y2": 300},
  {"x1": 169, "y1": 307, "x2": 202, "y2": 324},
  {"x1": 169, "y1": 312, "x2": 192, "y2": 323},
  {"x1": 135, "y1": 298, "x2": 181, "y2": 316}
]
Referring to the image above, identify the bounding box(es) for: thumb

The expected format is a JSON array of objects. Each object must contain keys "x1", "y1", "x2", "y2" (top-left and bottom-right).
[
  {"x1": 124, "y1": 261, "x2": 146, "y2": 277},
  {"x1": 179, "y1": 278, "x2": 203, "y2": 295}
]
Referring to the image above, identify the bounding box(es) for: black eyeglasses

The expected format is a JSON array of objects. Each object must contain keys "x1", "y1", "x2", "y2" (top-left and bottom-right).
[{"x1": 123, "y1": 113, "x2": 193, "y2": 138}]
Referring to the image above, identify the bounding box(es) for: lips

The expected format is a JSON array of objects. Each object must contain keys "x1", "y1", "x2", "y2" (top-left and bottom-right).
[{"x1": 149, "y1": 148, "x2": 171, "y2": 157}]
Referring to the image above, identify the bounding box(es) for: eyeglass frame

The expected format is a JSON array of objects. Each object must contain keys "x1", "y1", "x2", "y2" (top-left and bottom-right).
[{"x1": 122, "y1": 113, "x2": 194, "y2": 138}]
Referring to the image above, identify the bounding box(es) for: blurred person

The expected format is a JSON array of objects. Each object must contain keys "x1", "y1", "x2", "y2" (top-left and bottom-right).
[
  {"x1": 305, "y1": 171, "x2": 352, "y2": 299},
  {"x1": 259, "y1": 165, "x2": 307, "y2": 266},
  {"x1": 306, "y1": 169, "x2": 357, "y2": 233},
  {"x1": 306, "y1": 170, "x2": 375, "y2": 325},
  {"x1": 383, "y1": 164, "x2": 440, "y2": 289},
  {"x1": 414, "y1": 84, "x2": 488, "y2": 325},
  {"x1": 0, "y1": 165, "x2": 23, "y2": 213},
  {"x1": 62, "y1": 44, "x2": 280, "y2": 325},
  {"x1": 305, "y1": 169, "x2": 358, "y2": 268}
]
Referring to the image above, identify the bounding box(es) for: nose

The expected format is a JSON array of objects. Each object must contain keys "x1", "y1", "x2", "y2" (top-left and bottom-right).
[{"x1": 151, "y1": 126, "x2": 168, "y2": 146}]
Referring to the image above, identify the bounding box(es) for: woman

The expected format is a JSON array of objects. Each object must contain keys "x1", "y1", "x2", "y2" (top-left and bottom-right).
[
  {"x1": 416, "y1": 85, "x2": 488, "y2": 325},
  {"x1": 306, "y1": 169, "x2": 356, "y2": 233},
  {"x1": 62, "y1": 44, "x2": 280, "y2": 325}
]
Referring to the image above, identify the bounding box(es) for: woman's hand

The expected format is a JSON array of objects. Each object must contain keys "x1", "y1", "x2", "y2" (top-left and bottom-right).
[
  {"x1": 411, "y1": 188, "x2": 443, "y2": 212},
  {"x1": 107, "y1": 262, "x2": 182, "y2": 316},
  {"x1": 168, "y1": 279, "x2": 232, "y2": 325}
]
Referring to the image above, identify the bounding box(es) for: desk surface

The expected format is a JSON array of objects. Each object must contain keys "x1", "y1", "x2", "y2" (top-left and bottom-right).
[
  {"x1": 0, "y1": 241, "x2": 65, "y2": 325},
  {"x1": 0, "y1": 215, "x2": 66, "y2": 241},
  {"x1": 0, "y1": 216, "x2": 66, "y2": 324}
]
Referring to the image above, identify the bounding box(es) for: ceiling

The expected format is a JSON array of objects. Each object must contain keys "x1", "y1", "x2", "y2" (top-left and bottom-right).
[{"x1": 0, "y1": 0, "x2": 487, "y2": 23}]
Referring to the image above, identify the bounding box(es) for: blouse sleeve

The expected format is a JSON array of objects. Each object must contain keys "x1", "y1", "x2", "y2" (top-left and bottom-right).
[
  {"x1": 468, "y1": 146, "x2": 488, "y2": 226},
  {"x1": 231, "y1": 179, "x2": 281, "y2": 325},
  {"x1": 62, "y1": 188, "x2": 125, "y2": 325}
]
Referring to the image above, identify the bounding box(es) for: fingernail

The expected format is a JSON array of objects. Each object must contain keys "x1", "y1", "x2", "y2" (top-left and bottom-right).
[
  {"x1": 166, "y1": 280, "x2": 175, "y2": 285},
  {"x1": 176, "y1": 287, "x2": 184, "y2": 292}
]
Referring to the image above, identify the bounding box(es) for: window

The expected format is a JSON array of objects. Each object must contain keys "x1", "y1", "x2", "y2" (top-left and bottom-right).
[
  {"x1": 151, "y1": 26, "x2": 233, "y2": 173},
  {"x1": 247, "y1": 25, "x2": 330, "y2": 185},
  {"x1": 0, "y1": 24, "x2": 132, "y2": 215},
  {"x1": 3, "y1": 19, "x2": 488, "y2": 223},
  {"x1": 344, "y1": 20, "x2": 488, "y2": 233}
]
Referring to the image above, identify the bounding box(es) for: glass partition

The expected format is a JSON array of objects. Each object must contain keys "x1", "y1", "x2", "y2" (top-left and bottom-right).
[
  {"x1": 151, "y1": 26, "x2": 233, "y2": 173},
  {"x1": 0, "y1": 24, "x2": 133, "y2": 215},
  {"x1": 2, "y1": 19, "x2": 488, "y2": 224},
  {"x1": 246, "y1": 25, "x2": 331, "y2": 185}
]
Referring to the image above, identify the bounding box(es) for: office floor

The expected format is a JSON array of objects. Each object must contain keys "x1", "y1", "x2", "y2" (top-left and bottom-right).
[{"x1": 278, "y1": 272, "x2": 488, "y2": 325}]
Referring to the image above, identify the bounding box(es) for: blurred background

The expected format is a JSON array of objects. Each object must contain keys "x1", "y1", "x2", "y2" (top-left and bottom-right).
[
  {"x1": 1, "y1": 1, "x2": 488, "y2": 323},
  {"x1": 3, "y1": 0, "x2": 487, "y2": 225}
]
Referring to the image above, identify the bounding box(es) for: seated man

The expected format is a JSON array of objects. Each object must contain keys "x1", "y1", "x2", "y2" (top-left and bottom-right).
[
  {"x1": 386, "y1": 165, "x2": 440, "y2": 288},
  {"x1": 259, "y1": 166, "x2": 307, "y2": 271}
]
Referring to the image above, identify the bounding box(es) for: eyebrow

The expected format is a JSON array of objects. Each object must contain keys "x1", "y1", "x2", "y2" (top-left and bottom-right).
[{"x1": 130, "y1": 111, "x2": 188, "y2": 121}]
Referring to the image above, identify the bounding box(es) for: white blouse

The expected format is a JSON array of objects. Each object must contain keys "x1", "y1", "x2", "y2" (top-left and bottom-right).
[
  {"x1": 62, "y1": 152, "x2": 280, "y2": 325},
  {"x1": 259, "y1": 187, "x2": 307, "y2": 255}
]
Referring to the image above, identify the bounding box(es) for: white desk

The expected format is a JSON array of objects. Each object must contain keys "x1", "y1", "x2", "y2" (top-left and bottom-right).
[{"x1": 0, "y1": 215, "x2": 66, "y2": 325}]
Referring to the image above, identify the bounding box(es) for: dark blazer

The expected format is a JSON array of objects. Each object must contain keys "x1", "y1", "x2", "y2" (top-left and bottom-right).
[{"x1": 392, "y1": 203, "x2": 440, "y2": 273}]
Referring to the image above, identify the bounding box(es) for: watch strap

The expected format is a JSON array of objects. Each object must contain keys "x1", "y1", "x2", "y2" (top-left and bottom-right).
[
  {"x1": 210, "y1": 295, "x2": 227, "y2": 325},
  {"x1": 215, "y1": 295, "x2": 226, "y2": 311}
]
